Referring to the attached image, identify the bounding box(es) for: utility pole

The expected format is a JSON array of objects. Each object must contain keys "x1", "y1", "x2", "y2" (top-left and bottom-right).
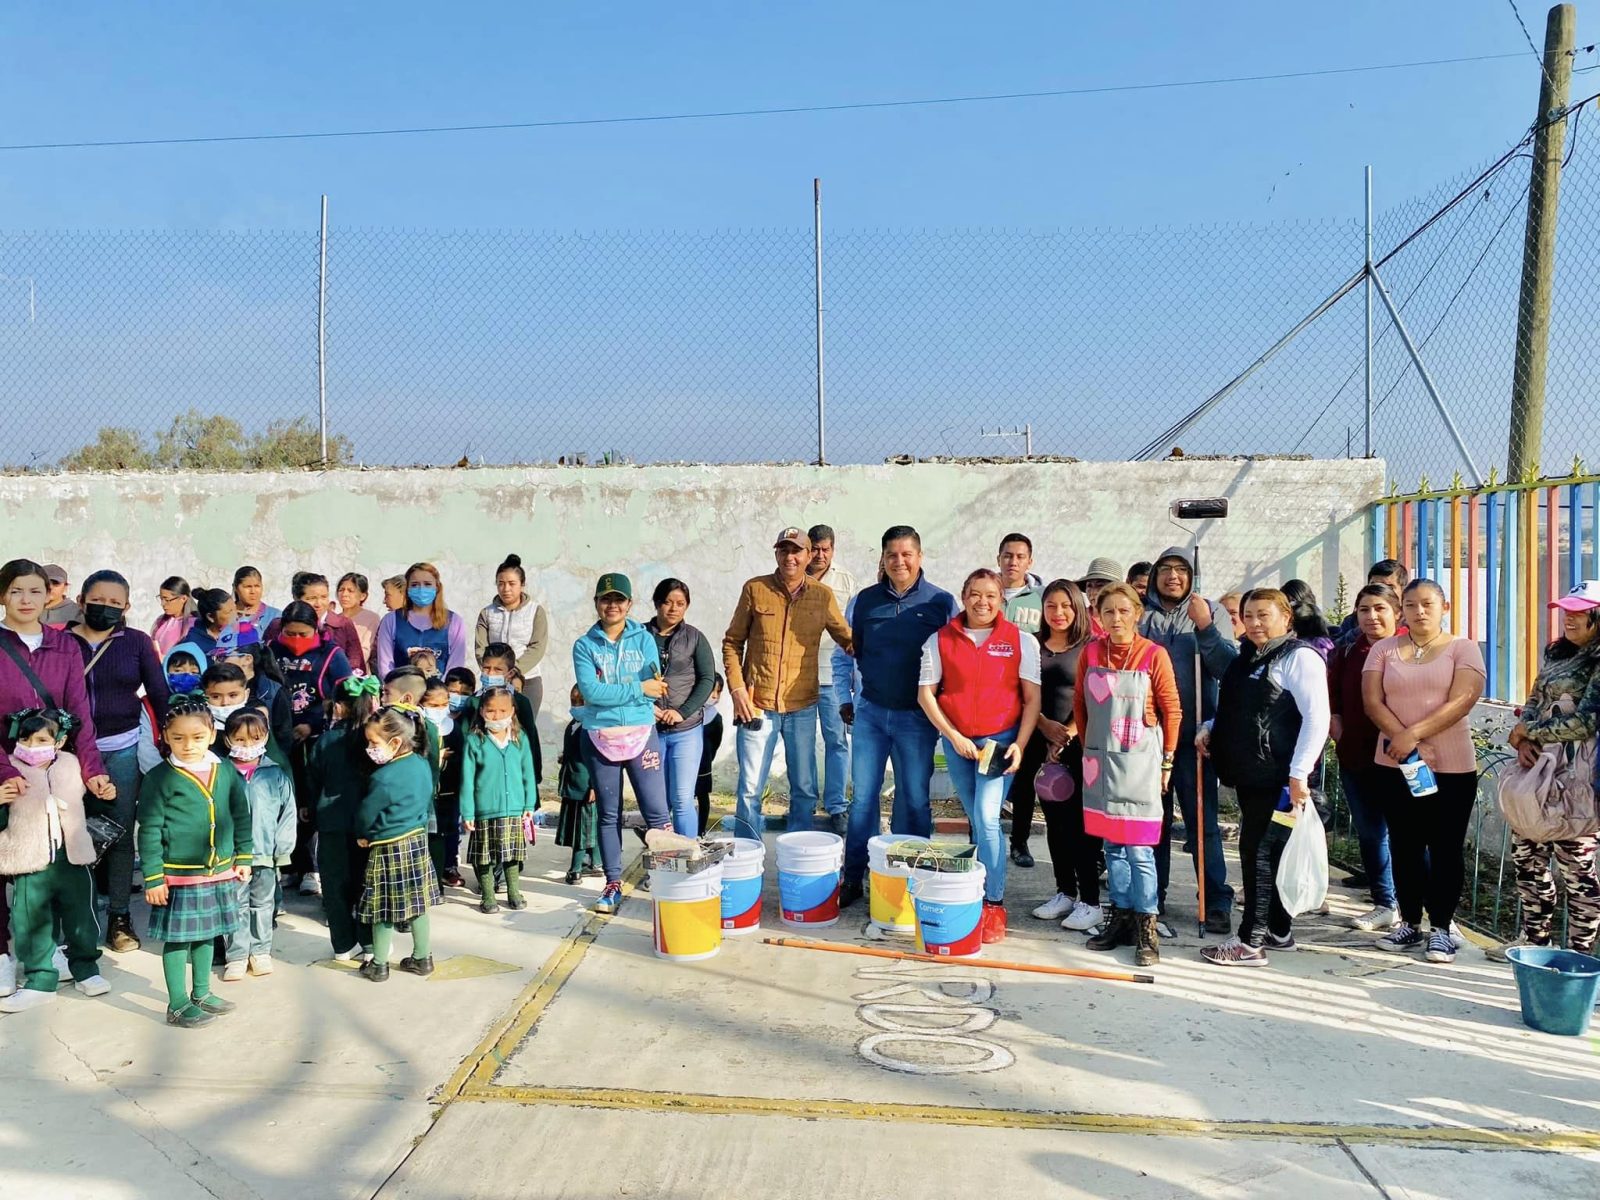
[
  {"x1": 813, "y1": 178, "x2": 826, "y2": 466},
  {"x1": 317, "y1": 194, "x2": 329, "y2": 466},
  {"x1": 1506, "y1": 3, "x2": 1575, "y2": 482}
]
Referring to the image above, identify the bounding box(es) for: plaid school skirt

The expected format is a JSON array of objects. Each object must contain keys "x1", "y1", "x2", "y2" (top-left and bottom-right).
[
  {"x1": 356, "y1": 829, "x2": 442, "y2": 925},
  {"x1": 147, "y1": 878, "x2": 240, "y2": 943},
  {"x1": 469, "y1": 815, "x2": 527, "y2": 866}
]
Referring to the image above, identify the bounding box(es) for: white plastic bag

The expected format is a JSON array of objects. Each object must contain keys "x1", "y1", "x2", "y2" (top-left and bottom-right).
[{"x1": 1275, "y1": 812, "x2": 1328, "y2": 918}]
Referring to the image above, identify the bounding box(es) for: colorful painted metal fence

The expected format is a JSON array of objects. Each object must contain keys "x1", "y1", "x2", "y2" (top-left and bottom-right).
[{"x1": 1371, "y1": 466, "x2": 1600, "y2": 703}]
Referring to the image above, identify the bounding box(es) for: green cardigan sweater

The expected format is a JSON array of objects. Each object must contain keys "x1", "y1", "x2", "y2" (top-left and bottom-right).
[
  {"x1": 306, "y1": 726, "x2": 371, "y2": 834},
  {"x1": 137, "y1": 757, "x2": 254, "y2": 884},
  {"x1": 459, "y1": 729, "x2": 539, "y2": 823},
  {"x1": 355, "y1": 751, "x2": 434, "y2": 845}
]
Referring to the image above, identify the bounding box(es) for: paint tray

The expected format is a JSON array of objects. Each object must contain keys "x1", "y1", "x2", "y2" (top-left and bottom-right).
[
  {"x1": 884, "y1": 840, "x2": 979, "y2": 873},
  {"x1": 643, "y1": 834, "x2": 731, "y2": 875}
]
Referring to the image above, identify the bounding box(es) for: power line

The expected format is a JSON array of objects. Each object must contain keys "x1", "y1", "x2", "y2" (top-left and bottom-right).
[
  {"x1": 0, "y1": 51, "x2": 1536, "y2": 154},
  {"x1": 1503, "y1": 0, "x2": 1557, "y2": 93}
]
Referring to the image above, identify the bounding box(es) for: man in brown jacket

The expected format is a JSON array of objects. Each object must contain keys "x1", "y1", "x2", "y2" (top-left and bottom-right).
[{"x1": 724, "y1": 527, "x2": 853, "y2": 839}]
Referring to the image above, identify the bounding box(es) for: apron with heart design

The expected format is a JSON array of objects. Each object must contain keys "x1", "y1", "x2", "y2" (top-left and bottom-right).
[{"x1": 1080, "y1": 638, "x2": 1164, "y2": 847}]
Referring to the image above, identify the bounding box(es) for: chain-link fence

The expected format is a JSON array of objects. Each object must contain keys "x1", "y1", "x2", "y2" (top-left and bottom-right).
[{"x1": 1, "y1": 104, "x2": 1596, "y2": 476}]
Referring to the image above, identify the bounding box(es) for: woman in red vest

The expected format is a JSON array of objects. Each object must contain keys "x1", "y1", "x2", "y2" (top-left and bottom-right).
[{"x1": 917, "y1": 569, "x2": 1041, "y2": 944}]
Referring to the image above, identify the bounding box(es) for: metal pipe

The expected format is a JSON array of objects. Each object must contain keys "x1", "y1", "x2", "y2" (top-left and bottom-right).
[
  {"x1": 1450, "y1": 496, "x2": 1462, "y2": 635},
  {"x1": 1364, "y1": 165, "x2": 1373, "y2": 458},
  {"x1": 1546, "y1": 485, "x2": 1561, "y2": 642},
  {"x1": 317, "y1": 194, "x2": 329, "y2": 465},
  {"x1": 1369, "y1": 264, "x2": 1485, "y2": 487},
  {"x1": 1467, "y1": 493, "x2": 1480, "y2": 641},
  {"x1": 1485, "y1": 493, "x2": 1500, "y2": 694},
  {"x1": 761, "y1": 936, "x2": 1154, "y2": 984},
  {"x1": 813, "y1": 178, "x2": 826, "y2": 466}
]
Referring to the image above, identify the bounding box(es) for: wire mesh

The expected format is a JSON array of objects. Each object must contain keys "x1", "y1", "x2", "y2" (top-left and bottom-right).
[{"x1": 0, "y1": 105, "x2": 1596, "y2": 476}]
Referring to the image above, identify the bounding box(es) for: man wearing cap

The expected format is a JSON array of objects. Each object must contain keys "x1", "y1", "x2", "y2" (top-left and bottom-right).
[
  {"x1": 808, "y1": 524, "x2": 858, "y2": 837},
  {"x1": 723, "y1": 527, "x2": 853, "y2": 841},
  {"x1": 838, "y1": 525, "x2": 957, "y2": 908},
  {"x1": 41, "y1": 565, "x2": 83, "y2": 630},
  {"x1": 1078, "y1": 558, "x2": 1122, "y2": 636}
]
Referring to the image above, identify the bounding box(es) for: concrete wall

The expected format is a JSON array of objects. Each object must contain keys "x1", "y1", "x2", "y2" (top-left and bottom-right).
[{"x1": 1, "y1": 457, "x2": 1383, "y2": 776}]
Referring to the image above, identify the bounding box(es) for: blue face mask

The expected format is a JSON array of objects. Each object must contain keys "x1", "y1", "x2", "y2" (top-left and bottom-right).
[
  {"x1": 408, "y1": 585, "x2": 438, "y2": 607},
  {"x1": 447, "y1": 694, "x2": 470, "y2": 713},
  {"x1": 480, "y1": 675, "x2": 506, "y2": 691},
  {"x1": 168, "y1": 672, "x2": 202, "y2": 694}
]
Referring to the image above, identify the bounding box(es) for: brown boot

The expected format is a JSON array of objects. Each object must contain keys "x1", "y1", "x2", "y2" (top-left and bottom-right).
[
  {"x1": 1135, "y1": 914, "x2": 1160, "y2": 966},
  {"x1": 106, "y1": 914, "x2": 141, "y2": 954},
  {"x1": 1086, "y1": 907, "x2": 1134, "y2": 952}
]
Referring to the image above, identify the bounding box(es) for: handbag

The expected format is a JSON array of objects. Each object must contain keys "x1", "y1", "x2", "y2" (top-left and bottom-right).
[
  {"x1": 1035, "y1": 761, "x2": 1076, "y2": 803},
  {"x1": 83, "y1": 813, "x2": 127, "y2": 865},
  {"x1": 1496, "y1": 738, "x2": 1599, "y2": 842}
]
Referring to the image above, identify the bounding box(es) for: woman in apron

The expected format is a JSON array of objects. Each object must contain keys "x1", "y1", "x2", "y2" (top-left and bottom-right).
[{"x1": 1076, "y1": 582, "x2": 1181, "y2": 966}]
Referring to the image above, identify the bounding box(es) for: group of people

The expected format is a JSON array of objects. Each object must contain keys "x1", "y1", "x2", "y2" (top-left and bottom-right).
[{"x1": 1, "y1": 528, "x2": 1596, "y2": 1025}]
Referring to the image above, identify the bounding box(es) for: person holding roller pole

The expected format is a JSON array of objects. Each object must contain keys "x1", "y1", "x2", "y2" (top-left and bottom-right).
[{"x1": 1140, "y1": 546, "x2": 1237, "y2": 934}]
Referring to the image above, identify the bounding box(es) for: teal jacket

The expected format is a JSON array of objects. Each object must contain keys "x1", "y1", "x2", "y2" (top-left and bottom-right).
[
  {"x1": 355, "y1": 752, "x2": 433, "y2": 844},
  {"x1": 459, "y1": 729, "x2": 539, "y2": 822},
  {"x1": 572, "y1": 618, "x2": 661, "y2": 729},
  {"x1": 238, "y1": 758, "x2": 297, "y2": 867}
]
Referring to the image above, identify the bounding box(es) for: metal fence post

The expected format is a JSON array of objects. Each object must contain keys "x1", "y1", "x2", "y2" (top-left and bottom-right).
[
  {"x1": 1364, "y1": 164, "x2": 1373, "y2": 458},
  {"x1": 318, "y1": 194, "x2": 329, "y2": 466},
  {"x1": 813, "y1": 178, "x2": 826, "y2": 467}
]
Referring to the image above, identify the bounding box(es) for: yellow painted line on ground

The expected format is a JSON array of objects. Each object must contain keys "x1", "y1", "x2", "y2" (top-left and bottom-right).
[
  {"x1": 438, "y1": 856, "x2": 645, "y2": 1101},
  {"x1": 457, "y1": 1083, "x2": 1600, "y2": 1153}
]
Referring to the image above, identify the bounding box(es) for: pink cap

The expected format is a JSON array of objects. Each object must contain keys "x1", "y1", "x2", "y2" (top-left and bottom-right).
[{"x1": 1549, "y1": 580, "x2": 1600, "y2": 612}]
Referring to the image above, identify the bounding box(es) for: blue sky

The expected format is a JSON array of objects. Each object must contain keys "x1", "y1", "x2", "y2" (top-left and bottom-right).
[
  {"x1": 2, "y1": 3, "x2": 1580, "y2": 230},
  {"x1": 1, "y1": 3, "x2": 1594, "y2": 477}
]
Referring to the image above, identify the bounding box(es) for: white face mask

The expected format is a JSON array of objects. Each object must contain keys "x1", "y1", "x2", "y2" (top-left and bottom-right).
[
  {"x1": 422, "y1": 707, "x2": 451, "y2": 729},
  {"x1": 229, "y1": 742, "x2": 267, "y2": 762},
  {"x1": 366, "y1": 743, "x2": 397, "y2": 765},
  {"x1": 210, "y1": 702, "x2": 245, "y2": 726},
  {"x1": 485, "y1": 717, "x2": 514, "y2": 734}
]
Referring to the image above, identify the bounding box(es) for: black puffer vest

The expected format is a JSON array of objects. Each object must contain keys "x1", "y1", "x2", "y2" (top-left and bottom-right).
[{"x1": 1210, "y1": 636, "x2": 1309, "y2": 791}]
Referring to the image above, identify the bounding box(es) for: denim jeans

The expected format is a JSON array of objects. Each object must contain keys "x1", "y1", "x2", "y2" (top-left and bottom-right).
[
  {"x1": 733, "y1": 706, "x2": 819, "y2": 841},
  {"x1": 659, "y1": 726, "x2": 705, "y2": 838},
  {"x1": 1340, "y1": 766, "x2": 1396, "y2": 908},
  {"x1": 584, "y1": 730, "x2": 673, "y2": 884},
  {"x1": 1156, "y1": 746, "x2": 1235, "y2": 917},
  {"x1": 1106, "y1": 843, "x2": 1158, "y2": 914},
  {"x1": 844, "y1": 700, "x2": 940, "y2": 883},
  {"x1": 225, "y1": 867, "x2": 280, "y2": 962},
  {"x1": 941, "y1": 729, "x2": 1017, "y2": 903},
  {"x1": 93, "y1": 745, "x2": 143, "y2": 919},
  {"x1": 816, "y1": 683, "x2": 850, "y2": 816}
]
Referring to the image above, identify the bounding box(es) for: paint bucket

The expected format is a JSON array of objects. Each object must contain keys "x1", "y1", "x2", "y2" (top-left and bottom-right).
[
  {"x1": 776, "y1": 831, "x2": 844, "y2": 928},
  {"x1": 867, "y1": 834, "x2": 919, "y2": 934},
  {"x1": 1506, "y1": 946, "x2": 1600, "y2": 1037},
  {"x1": 714, "y1": 837, "x2": 766, "y2": 935},
  {"x1": 909, "y1": 863, "x2": 987, "y2": 958},
  {"x1": 650, "y1": 862, "x2": 724, "y2": 962}
]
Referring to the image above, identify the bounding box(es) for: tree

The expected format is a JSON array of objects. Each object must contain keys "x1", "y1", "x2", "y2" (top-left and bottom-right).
[{"x1": 61, "y1": 411, "x2": 355, "y2": 472}]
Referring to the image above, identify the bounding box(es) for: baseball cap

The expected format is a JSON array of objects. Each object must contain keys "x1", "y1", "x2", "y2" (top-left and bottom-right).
[
  {"x1": 594, "y1": 573, "x2": 633, "y2": 600},
  {"x1": 1078, "y1": 556, "x2": 1124, "y2": 585},
  {"x1": 42, "y1": 563, "x2": 68, "y2": 586},
  {"x1": 1549, "y1": 580, "x2": 1600, "y2": 612},
  {"x1": 773, "y1": 527, "x2": 811, "y2": 552}
]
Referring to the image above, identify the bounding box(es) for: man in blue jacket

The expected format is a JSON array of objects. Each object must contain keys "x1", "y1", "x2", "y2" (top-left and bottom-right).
[
  {"x1": 1140, "y1": 545, "x2": 1238, "y2": 933},
  {"x1": 837, "y1": 526, "x2": 957, "y2": 908}
]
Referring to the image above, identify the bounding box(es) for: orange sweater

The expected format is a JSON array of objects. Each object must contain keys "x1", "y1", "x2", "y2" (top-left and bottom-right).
[{"x1": 1073, "y1": 634, "x2": 1182, "y2": 754}]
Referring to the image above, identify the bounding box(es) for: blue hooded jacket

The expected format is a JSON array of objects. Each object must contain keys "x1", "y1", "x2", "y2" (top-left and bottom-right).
[
  {"x1": 1137, "y1": 545, "x2": 1239, "y2": 736},
  {"x1": 572, "y1": 618, "x2": 661, "y2": 729}
]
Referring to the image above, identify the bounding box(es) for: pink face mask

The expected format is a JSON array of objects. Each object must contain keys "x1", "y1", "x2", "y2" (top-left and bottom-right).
[{"x1": 13, "y1": 744, "x2": 57, "y2": 767}]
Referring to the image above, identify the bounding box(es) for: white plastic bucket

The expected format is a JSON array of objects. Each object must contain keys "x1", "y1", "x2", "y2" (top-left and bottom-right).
[
  {"x1": 650, "y1": 862, "x2": 724, "y2": 962},
  {"x1": 775, "y1": 831, "x2": 844, "y2": 928},
  {"x1": 867, "y1": 834, "x2": 919, "y2": 934},
  {"x1": 713, "y1": 836, "x2": 766, "y2": 935},
  {"x1": 909, "y1": 864, "x2": 987, "y2": 958}
]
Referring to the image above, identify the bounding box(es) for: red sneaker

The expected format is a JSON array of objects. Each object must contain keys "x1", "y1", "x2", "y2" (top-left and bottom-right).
[{"x1": 982, "y1": 901, "x2": 1007, "y2": 944}]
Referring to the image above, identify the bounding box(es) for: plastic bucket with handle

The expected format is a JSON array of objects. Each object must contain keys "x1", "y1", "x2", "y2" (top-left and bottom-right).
[
  {"x1": 1506, "y1": 946, "x2": 1600, "y2": 1036},
  {"x1": 650, "y1": 862, "x2": 724, "y2": 962},
  {"x1": 776, "y1": 831, "x2": 844, "y2": 928},
  {"x1": 714, "y1": 837, "x2": 767, "y2": 935},
  {"x1": 909, "y1": 863, "x2": 987, "y2": 958},
  {"x1": 867, "y1": 834, "x2": 919, "y2": 934}
]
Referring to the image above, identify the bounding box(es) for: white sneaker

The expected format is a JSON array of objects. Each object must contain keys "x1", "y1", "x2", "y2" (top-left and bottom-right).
[
  {"x1": 1032, "y1": 892, "x2": 1074, "y2": 921},
  {"x1": 221, "y1": 960, "x2": 248, "y2": 982},
  {"x1": 1447, "y1": 922, "x2": 1466, "y2": 950},
  {"x1": 1352, "y1": 905, "x2": 1397, "y2": 933},
  {"x1": 333, "y1": 946, "x2": 362, "y2": 962},
  {"x1": 248, "y1": 955, "x2": 274, "y2": 976},
  {"x1": 74, "y1": 975, "x2": 111, "y2": 998},
  {"x1": 299, "y1": 873, "x2": 322, "y2": 897},
  {"x1": 1061, "y1": 900, "x2": 1104, "y2": 932},
  {"x1": 0, "y1": 987, "x2": 55, "y2": 1012},
  {"x1": 0, "y1": 953, "x2": 16, "y2": 998},
  {"x1": 51, "y1": 945, "x2": 70, "y2": 979}
]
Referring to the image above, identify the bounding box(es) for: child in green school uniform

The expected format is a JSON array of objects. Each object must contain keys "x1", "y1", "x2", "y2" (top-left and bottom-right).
[
  {"x1": 460, "y1": 687, "x2": 538, "y2": 914},
  {"x1": 139, "y1": 694, "x2": 253, "y2": 1028},
  {"x1": 422, "y1": 676, "x2": 466, "y2": 888},
  {"x1": 556, "y1": 684, "x2": 601, "y2": 885},
  {"x1": 354, "y1": 707, "x2": 441, "y2": 982},
  {"x1": 306, "y1": 676, "x2": 379, "y2": 962}
]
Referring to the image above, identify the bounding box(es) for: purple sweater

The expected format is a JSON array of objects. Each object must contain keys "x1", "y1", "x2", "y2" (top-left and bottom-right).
[
  {"x1": 74, "y1": 624, "x2": 171, "y2": 742},
  {"x1": 0, "y1": 625, "x2": 106, "y2": 783}
]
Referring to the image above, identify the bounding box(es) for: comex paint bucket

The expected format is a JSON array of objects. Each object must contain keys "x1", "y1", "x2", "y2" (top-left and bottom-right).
[
  {"x1": 651, "y1": 861, "x2": 724, "y2": 962},
  {"x1": 776, "y1": 831, "x2": 844, "y2": 928},
  {"x1": 910, "y1": 863, "x2": 987, "y2": 958},
  {"x1": 867, "y1": 834, "x2": 919, "y2": 934},
  {"x1": 713, "y1": 836, "x2": 767, "y2": 935}
]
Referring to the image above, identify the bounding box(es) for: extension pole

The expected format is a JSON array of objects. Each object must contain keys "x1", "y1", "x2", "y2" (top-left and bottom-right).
[
  {"x1": 1506, "y1": 3, "x2": 1575, "y2": 483},
  {"x1": 761, "y1": 938, "x2": 1155, "y2": 984},
  {"x1": 813, "y1": 177, "x2": 827, "y2": 466},
  {"x1": 1192, "y1": 538, "x2": 1206, "y2": 939},
  {"x1": 317, "y1": 193, "x2": 329, "y2": 466}
]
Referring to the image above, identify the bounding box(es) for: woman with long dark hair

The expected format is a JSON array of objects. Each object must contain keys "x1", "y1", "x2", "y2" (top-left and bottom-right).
[
  {"x1": 374, "y1": 562, "x2": 469, "y2": 676},
  {"x1": 1282, "y1": 578, "x2": 1335, "y2": 661},
  {"x1": 645, "y1": 578, "x2": 716, "y2": 838}
]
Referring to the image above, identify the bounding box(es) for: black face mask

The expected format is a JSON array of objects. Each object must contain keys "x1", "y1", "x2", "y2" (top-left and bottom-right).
[{"x1": 82, "y1": 603, "x2": 124, "y2": 632}]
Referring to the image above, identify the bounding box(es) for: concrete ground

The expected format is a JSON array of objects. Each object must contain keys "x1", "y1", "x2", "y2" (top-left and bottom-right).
[{"x1": 5, "y1": 812, "x2": 1598, "y2": 1200}]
